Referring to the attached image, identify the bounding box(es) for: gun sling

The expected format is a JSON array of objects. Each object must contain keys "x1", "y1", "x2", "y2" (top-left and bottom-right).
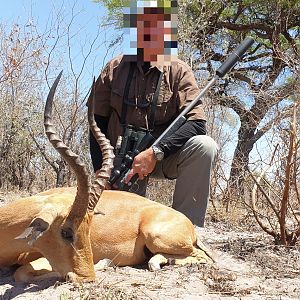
[{"x1": 120, "y1": 62, "x2": 164, "y2": 132}]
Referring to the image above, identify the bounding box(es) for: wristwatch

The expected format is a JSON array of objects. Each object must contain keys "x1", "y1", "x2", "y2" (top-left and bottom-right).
[{"x1": 152, "y1": 146, "x2": 164, "y2": 161}]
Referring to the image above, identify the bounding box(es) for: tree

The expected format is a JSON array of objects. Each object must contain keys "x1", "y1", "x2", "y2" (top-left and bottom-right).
[
  {"x1": 180, "y1": 0, "x2": 300, "y2": 202},
  {"x1": 0, "y1": 23, "x2": 47, "y2": 189},
  {"x1": 90, "y1": 1, "x2": 300, "y2": 208},
  {"x1": 248, "y1": 102, "x2": 300, "y2": 245},
  {"x1": 0, "y1": 2, "x2": 118, "y2": 191}
]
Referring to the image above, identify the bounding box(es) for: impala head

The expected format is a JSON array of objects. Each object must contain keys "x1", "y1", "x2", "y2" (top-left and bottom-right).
[{"x1": 17, "y1": 73, "x2": 114, "y2": 282}]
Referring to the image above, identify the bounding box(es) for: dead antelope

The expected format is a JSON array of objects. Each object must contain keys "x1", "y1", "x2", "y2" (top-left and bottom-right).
[{"x1": 0, "y1": 73, "x2": 213, "y2": 283}]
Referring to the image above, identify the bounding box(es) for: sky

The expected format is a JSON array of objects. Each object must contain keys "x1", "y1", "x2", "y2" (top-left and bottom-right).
[
  {"x1": 0, "y1": 0, "x2": 107, "y2": 38},
  {"x1": 0, "y1": 1, "x2": 277, "y2": 176},
  {"x1": 0, "y1": 0, "x2": 107, "y2": 41},
  {"x1": 0, "y1": 0, "x2": 122, "y2": 82},
  {"x1": 0, "y1": 0, "x2": 101, "y2": 22},
  {"x1": 0, "y1": 0, "x2": 236, "y2": 174}
]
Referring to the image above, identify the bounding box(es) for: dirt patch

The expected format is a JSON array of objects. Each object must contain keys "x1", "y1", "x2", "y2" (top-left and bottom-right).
[
  {"x1": 1, "y1": 220, "x2": 299, "y2": 300},
  {"x1": 1, "y1": 190, "x2": 299, "y2": 299}
]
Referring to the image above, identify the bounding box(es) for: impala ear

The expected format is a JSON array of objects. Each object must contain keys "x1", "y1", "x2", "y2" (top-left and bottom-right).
[
  {"x1": 15, "y1": 204, "x2": 65, "y2": 245},
  {"x1": 15, "y1": 217, "x2": 50, "y2": 246}
]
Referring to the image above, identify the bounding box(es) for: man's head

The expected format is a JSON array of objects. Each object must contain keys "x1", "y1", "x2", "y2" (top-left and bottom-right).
[{"x1": 123, "y1": 0, "x2": 178, "y2": 64}]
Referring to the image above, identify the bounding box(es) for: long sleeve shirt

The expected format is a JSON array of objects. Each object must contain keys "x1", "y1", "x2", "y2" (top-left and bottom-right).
[{"x1": 89, "y1": 55, "x2": 207, "y2": 171}]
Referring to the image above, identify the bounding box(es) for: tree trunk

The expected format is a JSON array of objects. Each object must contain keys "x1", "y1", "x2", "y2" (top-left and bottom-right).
[
  {"x1": 56, "y1": 159, "x2": 67, "y2": 187},
  {"x1": 225, "y1": 119, "x2": 257, "y2": 208}
]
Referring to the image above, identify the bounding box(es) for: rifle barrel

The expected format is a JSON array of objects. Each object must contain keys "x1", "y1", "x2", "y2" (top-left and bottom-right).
[
  {"x1": 153, "y1": 77, "x2": 217, "y2": 146},
  {"x1": 153, "y1": 37, "x2": 254, "y2": 147}
]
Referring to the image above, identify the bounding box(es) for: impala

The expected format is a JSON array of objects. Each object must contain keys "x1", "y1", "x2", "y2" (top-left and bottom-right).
[{"x1": 0, "y1": 73, "x2": 213, "y2": 282}]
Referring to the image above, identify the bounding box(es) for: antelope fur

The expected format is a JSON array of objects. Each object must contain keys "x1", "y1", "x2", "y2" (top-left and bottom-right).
[{"x1": 0, "y1": 73, "x2": 213, "y2": 283}]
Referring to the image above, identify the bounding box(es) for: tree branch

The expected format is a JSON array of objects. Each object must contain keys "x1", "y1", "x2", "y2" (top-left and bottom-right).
[
  {"x1": 27, "y1": 127, "x2": 59, "y2": 173},
  {"x1": 216, "y1": 21, "x2": 272, "y2": 34}
]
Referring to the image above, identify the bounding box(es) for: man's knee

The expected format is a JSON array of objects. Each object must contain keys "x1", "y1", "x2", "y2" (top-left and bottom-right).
[{"x1": 185, "y1": 135, "x2": 218, "y2": 161}]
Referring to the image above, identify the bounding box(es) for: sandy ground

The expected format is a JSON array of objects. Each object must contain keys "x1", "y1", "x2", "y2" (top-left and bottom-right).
[{"x1": 1, "y1": 219, "x2": 299, "y2": 300}]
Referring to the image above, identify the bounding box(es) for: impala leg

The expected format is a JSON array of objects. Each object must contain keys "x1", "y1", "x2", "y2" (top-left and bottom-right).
[
  {"x1": 145, "y1": 233, "x2": 193, "y2": 271},
  {"x1": 148, "y1": 253, "x2": 168, "y2": 271},
  {"x1": 94, "y1": 258, "x2": 114, "y2": 271},
  {"x1": 14, "y1": 257, "x2": 61, "y2": 282},
  {"x1": 145, "y1": 227, "x2": 213, "y2": 271},
  {"x1": 148, "y1": 250, "x2": 212, "y2": 271},
  {"x1": 167, "y1": 250, "x2": 213, "y2": 265}
]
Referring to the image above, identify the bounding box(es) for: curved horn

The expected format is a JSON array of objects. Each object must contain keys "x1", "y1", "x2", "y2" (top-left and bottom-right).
[
  {"x1": 88, "y1": 78, "x2": 115, "y2": 212},
  {"x1": 44, "y1": 72, "x2": 91, "y2": 217}
]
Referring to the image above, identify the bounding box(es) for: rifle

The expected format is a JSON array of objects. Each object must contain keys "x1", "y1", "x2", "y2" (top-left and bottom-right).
[{"x1": 109, "y1": 37, "x2": 255, "y2": 191}]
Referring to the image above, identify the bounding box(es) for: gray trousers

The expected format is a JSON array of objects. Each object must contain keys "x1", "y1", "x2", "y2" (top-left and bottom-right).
[{"x1": 131, "y1": 135, "x2": 218, "y2": 227}]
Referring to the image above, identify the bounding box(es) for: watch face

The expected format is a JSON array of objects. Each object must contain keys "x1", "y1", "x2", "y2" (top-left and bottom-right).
[
  {"x1": 156, "y1": 152, "x2": 164, "y2": 161},
  {"x1": 153, "y1": 146, "x2": 164, "y2": 161}
]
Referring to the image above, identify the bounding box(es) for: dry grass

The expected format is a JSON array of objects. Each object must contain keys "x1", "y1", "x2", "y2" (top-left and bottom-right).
[{"x1": 1, "y1": 185, "x2": 300, "y2": 299}]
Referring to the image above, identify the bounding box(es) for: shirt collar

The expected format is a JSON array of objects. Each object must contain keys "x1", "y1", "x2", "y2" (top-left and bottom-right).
[{"x1": 136, "y1": 61, "x2": 163, "y2": 74}]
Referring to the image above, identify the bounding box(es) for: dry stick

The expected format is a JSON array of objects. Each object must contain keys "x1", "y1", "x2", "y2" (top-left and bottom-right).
[
  {"x1": 289, "y1": 104, "x2": 300, "y2": 241},
  {"x1": 249, "y1": 144, "x2": 280, "y2": 218},
  {"x1": 291, "y1": 117, "x2": 300, "y2": 228},
  {"x1": 250, "y1": 166, "x2": 277, "y2": 238},
  {"x1": 293, "y1": 105, "x2": 300, "y2": 238},
  {"x1": 279, "y1": 104, "x2": 297, "y2": 245},
  {"x1": 288, "y1": 137, "x2": 300, "y2": 227},
  {"x1": 294, "y1": 139, "x2": 300, "y2": 206},
  {"x1": 248, "y1": 144, "x2": 280, "y2": 238},
  {"x1": 27, "y1": 126, "x2": 59, "y2": 173}
]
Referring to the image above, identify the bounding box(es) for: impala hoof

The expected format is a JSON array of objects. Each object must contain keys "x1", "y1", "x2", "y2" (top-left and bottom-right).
[
  {"x1": 94, "y1": 258, "x2": 114, "y2": 271},
  {"x1": 65, "y1": 272, "x2": 78, "y2": 282}
]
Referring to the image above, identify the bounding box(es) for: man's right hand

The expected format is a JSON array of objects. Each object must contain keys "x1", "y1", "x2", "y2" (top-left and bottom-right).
[{"x1": 125, "y1": 147, "x2": 157, "y2": 184}]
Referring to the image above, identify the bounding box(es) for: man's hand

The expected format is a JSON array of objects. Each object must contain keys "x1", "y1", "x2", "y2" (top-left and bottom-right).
[{"x1": 125, "y1": 148, "x2": 156, "y2": 183}]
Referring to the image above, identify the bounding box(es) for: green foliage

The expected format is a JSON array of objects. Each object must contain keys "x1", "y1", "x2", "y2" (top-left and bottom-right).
[
  {"x1": 93, "y1": 0, "x2": 123, "y2": 11},
  {"x1": 93, "y1": 0, "x2": 124, "y2": 25},
  {"x1": 94, "y1": 0, "x2": 179, "y2": 26}
]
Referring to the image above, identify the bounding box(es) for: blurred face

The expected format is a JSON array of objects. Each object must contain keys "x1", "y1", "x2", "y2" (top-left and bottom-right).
[
  {"x1": 123, "y1": 2, "x2": 178, "y2": 63},
  {"x1": 136, "y1": 10, "x2": 172, "y2": 61}
]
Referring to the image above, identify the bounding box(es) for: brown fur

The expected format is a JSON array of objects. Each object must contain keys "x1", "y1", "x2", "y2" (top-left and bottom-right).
[{"x1": 0, "y1": 187, "x2": 212, "y2": 282}]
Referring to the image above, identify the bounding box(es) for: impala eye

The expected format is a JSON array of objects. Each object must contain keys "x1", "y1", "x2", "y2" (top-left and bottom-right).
[{"x1": 61, "y1": 228, "x2": 74, "y2": 243}]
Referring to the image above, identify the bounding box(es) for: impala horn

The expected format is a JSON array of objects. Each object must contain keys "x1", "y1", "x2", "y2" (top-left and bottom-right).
[
  {"x1": 87, "y1": 78, "x2": 115, "y2": 212},
  {"x1": 44, "y1": 72, "x2": 91, "y2": 217}
]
